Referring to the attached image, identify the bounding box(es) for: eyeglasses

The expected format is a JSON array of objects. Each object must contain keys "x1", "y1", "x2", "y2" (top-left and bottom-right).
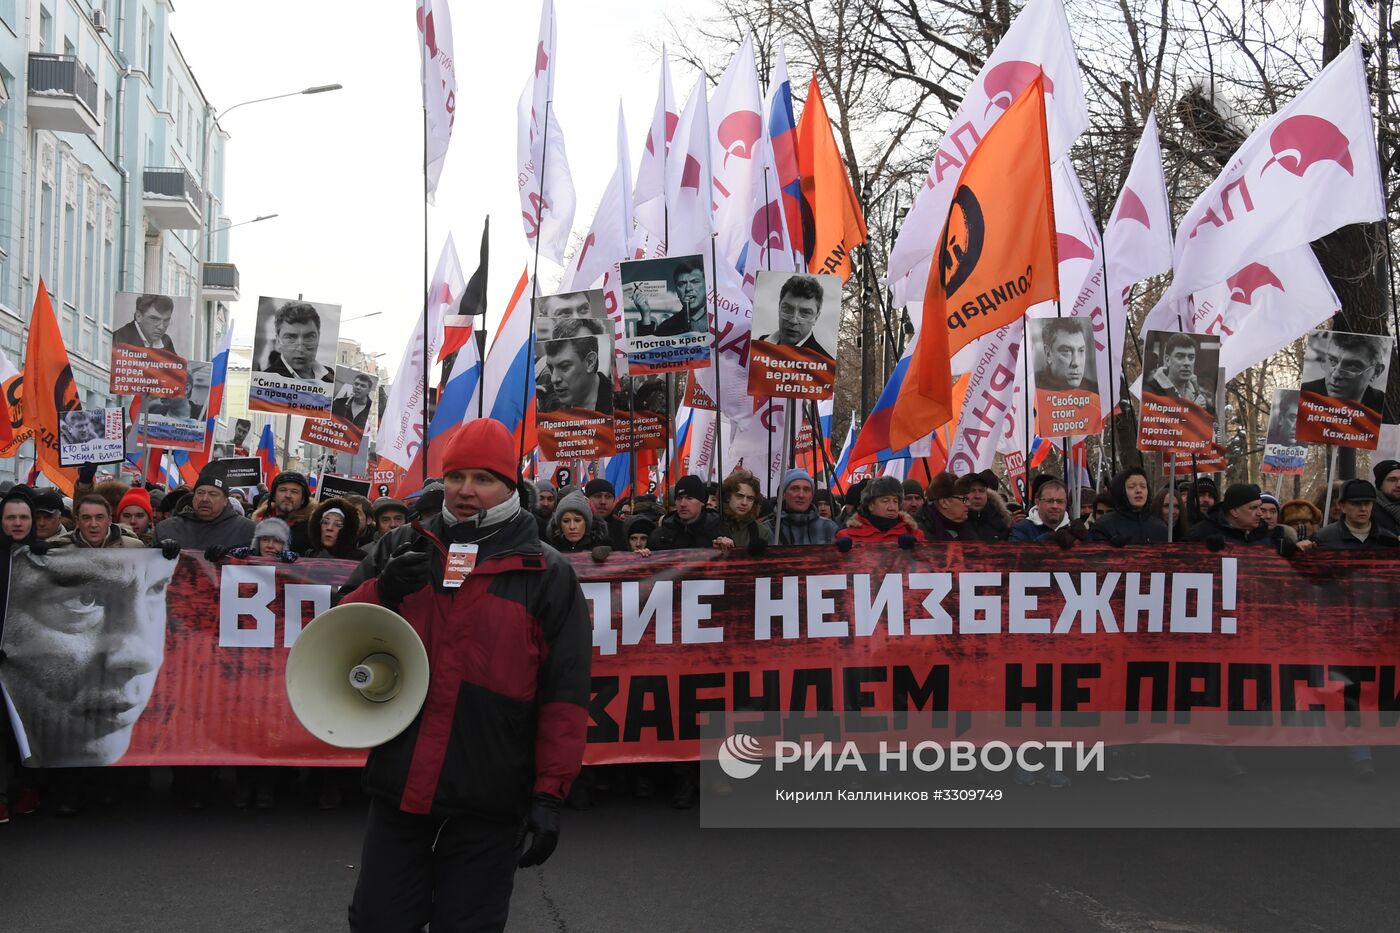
[
  {"x1": 1323, "y1": 354, "x2": 1373, "y2": 377},
  {"x1": 946, "y1": 495, "x2": 969, "y2": 504}
]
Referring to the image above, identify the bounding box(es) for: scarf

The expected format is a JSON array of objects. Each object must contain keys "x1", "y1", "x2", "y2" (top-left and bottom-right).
[{"x1": 866, "y1": 513, "x2": 902, "y2": 533}]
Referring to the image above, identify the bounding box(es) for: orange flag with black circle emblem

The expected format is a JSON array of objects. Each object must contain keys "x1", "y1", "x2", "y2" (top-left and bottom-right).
[
  {"x1": 890, "y1": 75, "x2": 1058, "y2": 449},
  {"x1": 796, "y1": 75, "x2": 868, "y2": 280},
  {"x1": 21, "y1": 281, "x2": 81, "y2": 493}
]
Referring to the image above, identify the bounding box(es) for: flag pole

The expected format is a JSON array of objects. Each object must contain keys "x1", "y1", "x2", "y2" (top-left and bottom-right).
[
  {"x1": 1167, "y1": 452, "x2": 1177, "y2": 541},
  {"x1": 1095, "y1": 220, "x2": 1120, "y2": 475},
  {"x1": 1020, "y1": 317, "x2": 1032, "y2": 504},
  {"x1": 520, "y1": 96, "x2": 553, "y2": 470},
  {"x1": 421, "y1": 98, "x2": 431, "y2": 484}
]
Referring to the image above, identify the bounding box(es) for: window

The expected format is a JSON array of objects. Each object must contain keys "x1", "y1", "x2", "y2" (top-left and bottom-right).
[
  {"x1": 38, "y1": 183, "x2": 54, "y2": 288},
  {"x1": 39, "y1": 7, "x2": 53, "y2": 52},
  {"x1": 62, "y1": 200, "x2": 76, "y2": 301}
]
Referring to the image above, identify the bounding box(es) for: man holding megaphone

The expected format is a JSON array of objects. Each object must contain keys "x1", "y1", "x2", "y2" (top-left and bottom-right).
[{"x1": 333, "y1": 418, "x2": 592, "y2": 933}]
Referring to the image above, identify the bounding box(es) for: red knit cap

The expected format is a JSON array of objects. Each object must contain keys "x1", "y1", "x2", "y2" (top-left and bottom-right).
[
  {"x1": 117, "y1": 486, "x2": 153, "y2": 519},
  {"x1": 440, "y1": 418, "x2": 518, "y2": 487}
]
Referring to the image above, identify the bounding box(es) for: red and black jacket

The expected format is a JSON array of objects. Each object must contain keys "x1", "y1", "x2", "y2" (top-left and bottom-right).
[{"x1": 336, "y1": 509, "x2": 591, "y2": 822}]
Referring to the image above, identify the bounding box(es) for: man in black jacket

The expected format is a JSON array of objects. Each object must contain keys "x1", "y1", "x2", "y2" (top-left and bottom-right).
[
  {"x1": 960, "y1": 470, "x2": 1012, "y2": 541},
  {"x1": 649, "y1": 475, "x2": 727, "y2": 551},
  {"x1": 1186, "y1": 483, "x2": 1297, "y2": 554},
  {"x1": 1090, "y1": 468, "x2": 1168, "y2": 545},
  {"x1": 336, "y1": 418, "x2": 591, "y2": 932},
  {"x1": 1312, "y1": 480, "x2": 1400, "y2": 550},
  {"x1": 1368, "y1": 459, "x2": 1400, "y2": 535}
]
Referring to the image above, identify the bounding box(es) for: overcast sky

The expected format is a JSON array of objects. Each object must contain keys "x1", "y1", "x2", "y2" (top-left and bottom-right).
[{"x1": 172, "y1": 0, "x2": 717, "y2": 376}]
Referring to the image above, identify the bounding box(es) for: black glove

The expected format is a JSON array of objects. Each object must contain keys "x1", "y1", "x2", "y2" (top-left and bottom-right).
[
  {"x1": 28, "y1": 539, "x2": 50, "y2": 556},
  {"x1": 378, "y1": 540, "x2": 432, "y2": 606},
  {"x1": 160, "y1": 539, "x2": 181, "y2": 560},
  {"x1": 204, "y1": 544, "x2": 229, "y2": 562},
  {"x1": 747, "y1": 536, "x2": 768, "y2": 557},
  {"x1": 1206, "y1": 534, "x2": 1226, "y2": 552},
  {"x1": 836, "y1": 536, "x2": 853, "y2": 553},
  {"x1": 1269, "y1": 526, "x2": 1298, "y2": 558},
  {"x1": 1110, "y1": 534, "x2": 1131, "y2": 548},
  {"x1": 517, "y1": 793, "x2": 562, "y2": 868},
  {"x1": 1053, "y1": 527, "x2": 1077, "y2": 550},
  {"x1": 77, "y1": 462, "x2": 98, "y2": 486},
  {"x1": 1377, "y1": 535, "x2": 1400, "y2": 548},
  {"x1": 591, "y1": 545, "x2": 612, "y2": 563},
  {"x1": 898, "y1": 533, "x2": 917, "y2": 550}
]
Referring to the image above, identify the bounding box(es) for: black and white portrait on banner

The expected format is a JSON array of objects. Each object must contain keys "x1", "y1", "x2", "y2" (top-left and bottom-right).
[
  {"x1": 249, "y1": 296, "x2": 342, "y2": 417},
  {"x1": 534, "y1": 289, "x2": 616, "y2": 460},
  {"x1": 302, "y1": 365, "x2": 379, "y2": 454},
  {"x1": 1028, "y1": 316, "x2": 1103, "y2": 438},
  {"x1": 619, "y1": 254, "x2": 712, "y2": 374},
  {"x1": 109, "y1": 292, "x2": 194, "y2": 396},
  {"x1": 1137, "y1": 331, "x2": 1222, "y2": 454},
  {"x1": 1262, "y1": 388, "x2": 1306, "y2": 475},
  {"x1": 1295, "y1": 330, "x2": 1394, "y2": 449},
  {"x1": 0, "y1": 549, "x2": 178, "y2": 767},
  {"x1": 59, "y1": 408, "x2": 125, "y2": 466},
  {"x1": 747, "y1": 271, "x2": 841, "y2": 399}
]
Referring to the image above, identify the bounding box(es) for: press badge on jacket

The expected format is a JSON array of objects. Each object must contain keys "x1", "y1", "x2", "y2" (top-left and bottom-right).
[{"x1": 443, "y1": 543, "x2": 479, "y2": 588}]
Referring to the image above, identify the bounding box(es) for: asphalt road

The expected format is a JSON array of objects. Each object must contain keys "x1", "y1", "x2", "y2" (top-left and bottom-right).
[{"x1": 3, "y1": 760, "x2": 1398, "y2": 932}]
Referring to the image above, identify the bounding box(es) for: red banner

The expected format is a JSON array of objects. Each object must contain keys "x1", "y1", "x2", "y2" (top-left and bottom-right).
[
  {"x1": 537, "y1": 409, "x2": 616, "y2": 460},
  {"x1": 2, "y1": 545, "x2": 1397, "y2": 770},
  {"x1": 1137, "y1": 391, "x2": 1217, "y2": 454},
  {"x1": 1034, "y1": 386, "x2": 1102, "y2": 439},
  {"x1": 746, "y1": 339, "x2": 836, "y2": 399},
  {"x1": 109, "y1": 344, "x2": 187, "y2": 397},
  {"x1": 1296, "y1": 389, "x2": 1382, "y2": 450},
  {"x1": 300, "y1": 413, "x2": 366, "y2": 454}
]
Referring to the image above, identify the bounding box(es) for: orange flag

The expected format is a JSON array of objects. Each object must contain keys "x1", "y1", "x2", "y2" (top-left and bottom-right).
[
  {"x1": 796, "y1": 75, "x2": 868, "y2": 280},
  {"x1": 22, "y1": 281, "x2": 81, "y2": 493},
  {"x1": 890, "y1": 75, "x2": 1058, "y2": 449}
]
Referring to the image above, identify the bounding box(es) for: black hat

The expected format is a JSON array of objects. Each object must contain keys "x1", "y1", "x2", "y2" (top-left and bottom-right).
[
  {"x1": 195, "y1": 463, "x2": 227, "y2": 493},
  {"x1": 1339, "y1": 479, "x2": 1377, "y2": 503},
  {"x1": 33, "y1": 489, "x2": 69, "y2": 516},
  {"x1": 269, "y1": 471, "x2": 310, "y2": 500},
  {"x1": 901, "y1": 479, "x2": 925, "y2": 497},
  {"x1": 584, "y1": 478, "x2": 616, "y2": 497},
  {"x1": 1372, "y1": 459, "x2": 1400, "y2": 487},
  {"x1": 673, "y1": 474, "x2": 707, "y2": 502},
  {"x1": 1221, "y1": 483, "x2": 1262, "y2": 512},
  {"x1": 371, "y1": 497, "x2": 408, "y2": 518},
  {"x1": 1194, "y1": 477, "x2": 1219, "y2": 495}
]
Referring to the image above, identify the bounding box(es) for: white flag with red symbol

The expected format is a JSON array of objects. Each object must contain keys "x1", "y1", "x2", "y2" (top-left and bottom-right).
[
  {"x1": 516, "y1": 0, "x2": 576, "y2": 264},
  {"x1": 634, "y1": 49, "x2": 678, "y2": 248},
  {"x1": 417, "y1": 0, "x2": 456, "y2": 202}
]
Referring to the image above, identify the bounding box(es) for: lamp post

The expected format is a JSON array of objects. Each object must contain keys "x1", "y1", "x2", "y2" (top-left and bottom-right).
[{"x1": 195, "y1": 84, "x2": 343, "y2": 351}]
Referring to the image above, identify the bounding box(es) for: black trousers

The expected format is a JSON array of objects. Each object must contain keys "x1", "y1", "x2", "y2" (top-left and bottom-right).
[{"x1": 349, "y1": 797, "x2": 519, "y2": 933}]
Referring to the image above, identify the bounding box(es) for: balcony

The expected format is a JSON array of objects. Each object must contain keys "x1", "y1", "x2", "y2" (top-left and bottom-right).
[
  {"x1": 27, "y1": 53, "x2": 100, "y2": 136},
  {"x1": 203, "y1": 262, "x2": 239, "y2": 302},
  {"x1": 142, "y1": 166, "x2": 203, "y2": 230}
]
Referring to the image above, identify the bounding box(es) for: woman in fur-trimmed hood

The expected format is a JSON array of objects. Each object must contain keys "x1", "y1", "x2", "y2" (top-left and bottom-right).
[{"x1": 836, "y1": 475, "x2": 926, "y2": 545}]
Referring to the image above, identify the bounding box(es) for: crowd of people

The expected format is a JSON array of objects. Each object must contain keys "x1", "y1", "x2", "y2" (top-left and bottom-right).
[{"x1": 1, "y1": 448, "x2": 1395, "y2": 823}]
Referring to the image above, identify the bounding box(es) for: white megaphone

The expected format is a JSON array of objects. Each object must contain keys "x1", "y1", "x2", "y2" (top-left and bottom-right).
[{"x1": 286, "y1": 602, "x2": 430, "y2": 749}]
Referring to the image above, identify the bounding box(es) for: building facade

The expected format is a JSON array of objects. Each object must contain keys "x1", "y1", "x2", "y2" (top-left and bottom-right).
[{"x1": 0, "y1": 0, "x2": 233, "y2": 482}]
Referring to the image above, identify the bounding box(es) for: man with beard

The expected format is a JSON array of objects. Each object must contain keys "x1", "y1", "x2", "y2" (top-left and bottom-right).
[
  {"x1": 251, "y1": 471, "x2": 316, "y2": 553},
  {"x1": 1368, "y1": 459, "x2": 1400, "y2": 535}
]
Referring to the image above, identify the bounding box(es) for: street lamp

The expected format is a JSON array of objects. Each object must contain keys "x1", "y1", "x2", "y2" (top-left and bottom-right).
[
  {"x1": 211, "y1": 213, "x2": 279, "y2": 239},
  {"x1": 195, "y1": 83, "x2": 343, "y2": 351},
  {"x1": 342, "y1": 312, "x2": 383, "y2": 324}
]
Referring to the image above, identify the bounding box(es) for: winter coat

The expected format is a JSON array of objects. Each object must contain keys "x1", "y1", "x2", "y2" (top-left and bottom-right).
[
  {"x1": 47, "y1": 523, "x2": 147, "y2": 549},
  {"x1": 1311, "y1": 521, "x2": 1400, "y2": 550},
  {"x1": 764, "y1": 506, "x2": 838, "y2": 546},
  {"x1": 300, "y1": 498, "x2": 364, "y2": 559},
  {"x1": 1368, "y1": 494, "x2": 1400, "y2": 536},
  {"x1": 546, "y1": 492, "x2": 609, "y2": 553},
  {"x1": 336, "y1": 510, "x2": 591, "y2": 820},
  {"x1": 720, "y1": 508, "x2": 771, "y2": 550},
  {"x1": 1009, "y1": 506, "x2": 1071, "y2": 542},
  {"x1": 649, "y1": 508, "x2": 726, "y2": 550},
  {"x1": 963, "y1": 492, "x2": 1012, "y2": 542},
  {"x1": 1089, "y1": 469, "x2": 1169, "y2": 546},
  {"x1": 1184, "y1": 510, "x2": 1272, "y2": 547},
  {"x1": 916, "y1": 504, "x2": 967, "y2": 542},
  {"x1": 837, "y1": 512, "x2": 925, "y2": 544},
  {"x1": 251, "y1": 498, "x2": 316, "y2": 553},
  {"x1": 154, "y1": 503, "x2": 257, "y2": 551}
]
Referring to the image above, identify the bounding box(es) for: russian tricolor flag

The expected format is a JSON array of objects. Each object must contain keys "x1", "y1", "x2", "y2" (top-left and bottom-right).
[{"x1": 258, "y1": 422, "x2": 278, "y2": 485}]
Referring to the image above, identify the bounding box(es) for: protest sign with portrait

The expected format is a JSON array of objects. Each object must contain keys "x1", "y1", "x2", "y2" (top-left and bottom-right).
[
  {"x1": 59, "y1": 408, "x2": 125, "y2": 466},
  {"x1": 1295, "y1": 330, "x2": 1394, "y2": 450},
  {"x1": 535, "y1": 289, "x2": 616, "y2": 460},
  {"x1": 109, "y1": 292, "x2": 193, "y2": 397},
  {"x1": 1137, "y1": 331, "x2": 1221, "y2": 454},
  {"x1": 301, "y1": 365, "x2": 378, "y2": 454},
  {"x1": 133, "y1": 359, "x2": 213, "y2": 452},
  {"x1": 614, "y1": 374, "x2": 670, "y2": 451},
  {"x1": 1262, "y1": 388, "x2": 1307, "y2": 474},
  {"x1": 249, "y1": 297, "x2": 341, "y2": 417},
  {"x1": 747, "y1": 271, "x2": 841, "y2": 399},
  {"x1": 1029, "y1": 316, "x2": 1103, "y2": 438},
  {"x1": 619, "y1": 255, "x2": 712, "y2": 374}
]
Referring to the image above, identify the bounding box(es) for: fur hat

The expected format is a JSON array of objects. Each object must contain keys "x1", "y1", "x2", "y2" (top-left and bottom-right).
[
  {"x1": 1280, "y1": 498, "x2": 1321, "y2": 526},
  {"x1": 925, "y1": 471, "x2": 958, "y2": 502},
  {"x1": 860, "y1": 475, "x2": 904, "y2": 508},
  {"x1": 252, "y1": 516, "x2": 292, "y2": 547}
]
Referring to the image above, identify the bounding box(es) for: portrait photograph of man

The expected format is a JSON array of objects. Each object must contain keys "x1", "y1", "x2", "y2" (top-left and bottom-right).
[
  {"x1": 0, "y1": 549, "x2": 178, "y2": 767},
  {"x1": 537, "y1": 318, "x2": 614, "y2": 415},
  {"x1": 331, "y1": 368, "x2": 378, "y2": 431},
  {"x1": 109, "y1": 292, "x2": 194, "y2": 396},
  {"x1": 145, "y1": 360, "x2": 213, "y2": 421},
  {"x1": 1029, "y1": 316, "x2": 1103, "y2": 438},
  {"x1": 1295, "y1": 329, "x2": 1394, "y2": 449},
  {"x1": 746, "y1": 270, "x2": 842, "y2": 399},
  {"x1": 1265, "y1": 388, "x2": 1301, "y2": 447},
  {"x1": 1142, "y1": 331, "x2": 1219, "y2": 414},
  {"x1": 619, "y1": 255, "x2": 713, "y2": 373},
  {"x1": 249, "y1": 296, "x2": 342, "y2": 417}
]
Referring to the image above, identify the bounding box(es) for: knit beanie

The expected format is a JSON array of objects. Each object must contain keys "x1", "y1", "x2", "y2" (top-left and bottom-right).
[
  {"x1": 901, "y1": 479, "x2": 924, "y2": 497},
  {"x1": 1221, "y1": 483, "x2": 1262, "y2": 512},
  {"x1": 440, "y1": 419, "x2": 519, "y2": 488},
  {"x1": 116, "y1": 486, "x2": 154, "y2": 520},
  {"x1": 548, "y1": 491, "x2": 594, "y2": 539},
  {"x1": 584, "y1": 478, "x2": 616, "y2": 497}
]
